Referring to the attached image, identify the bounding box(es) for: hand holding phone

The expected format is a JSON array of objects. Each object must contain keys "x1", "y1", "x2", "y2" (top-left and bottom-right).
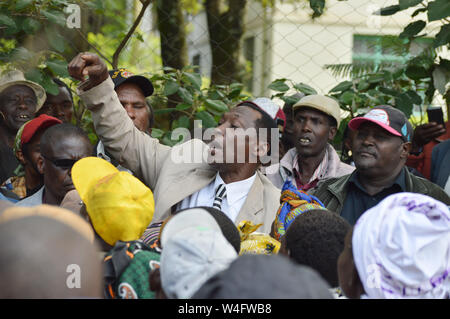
[{"x1": 427, "y1": 106, "x2": 445, "y2": 126}]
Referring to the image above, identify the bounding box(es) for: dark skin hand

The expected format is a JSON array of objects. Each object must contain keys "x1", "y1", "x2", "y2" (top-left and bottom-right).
[
  {"x1": 68, "y1": 52, "x2": 109, "y2": 91},
  {"x1": 411, "y1": 122, "x2": 446, "y2": 152}
]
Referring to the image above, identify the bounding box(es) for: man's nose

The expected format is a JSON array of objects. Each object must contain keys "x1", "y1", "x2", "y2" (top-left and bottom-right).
[
  {"x1": 54, "y1": 105, "x2": 65, "y2": 117},
  {"x1": 124, "y1": 105, "x2": 135, "y2": 119},
  {"x1": 361, "y1": 133, "x2": 375, "y2": 146},
  {"x1": 300, "y1": 120, "x2": 312, "y2": 132},
  {"x1": 17, "y1": 97, "x2": 29, "y2": 110}
]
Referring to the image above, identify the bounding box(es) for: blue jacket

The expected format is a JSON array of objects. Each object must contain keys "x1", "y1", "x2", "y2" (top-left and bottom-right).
[{"x1": 431, "y1": 139, "x2": 450, "y2": 189}]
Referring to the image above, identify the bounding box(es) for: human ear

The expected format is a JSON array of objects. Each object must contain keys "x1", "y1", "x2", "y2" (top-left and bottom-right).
[
  {"x1": 401, "y1": 142, "x2": 412, "y2": 158},
  {"x1": 37, "y1": 155, "x2": 44, "y2": 175},
  {"x1": 328, "y1": 126, "x2": 337, "y2": 141},
  {"x1": 16, "y1": 149, "x2": 26, "y2": 165}
]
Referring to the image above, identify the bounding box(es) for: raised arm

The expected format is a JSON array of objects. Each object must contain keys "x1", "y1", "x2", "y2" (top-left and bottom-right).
[{"x1": 68, "y1": 52, "x2": 170, "y2": 189}]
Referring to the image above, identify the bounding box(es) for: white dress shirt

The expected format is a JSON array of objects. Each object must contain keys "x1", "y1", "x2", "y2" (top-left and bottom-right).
[{"x1": 177, "y1": 172, "x2": 257, "y2": 222}]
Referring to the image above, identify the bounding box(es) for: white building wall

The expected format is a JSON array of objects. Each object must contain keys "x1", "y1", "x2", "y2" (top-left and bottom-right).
[{"x1": 186, "y1": 0, "x2": 449, "y2": 101}]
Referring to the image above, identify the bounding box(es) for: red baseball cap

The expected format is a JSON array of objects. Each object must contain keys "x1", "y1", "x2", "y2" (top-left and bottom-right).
[
  {"x1": 348, "y1": 105, "x2": 413, "y2": 142},
  {"x1": 21, "y1": 114, "x2": 62, "y2": 146}
]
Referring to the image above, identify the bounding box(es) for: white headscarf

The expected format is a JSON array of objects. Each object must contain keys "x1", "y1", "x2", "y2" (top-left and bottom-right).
[{"x1": 352, "y1": 192, "x2": 450, "y2": 299}]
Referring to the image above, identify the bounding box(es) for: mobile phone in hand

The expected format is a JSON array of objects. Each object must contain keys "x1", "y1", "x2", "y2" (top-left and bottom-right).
[{"x1": 427, "y1": 106, "x2": 445, "y2": 126}]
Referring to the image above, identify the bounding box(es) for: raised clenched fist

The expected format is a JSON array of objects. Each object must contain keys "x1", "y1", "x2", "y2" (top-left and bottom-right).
[{"x1": 68, "y1": 52, "x2": 109, "y2": 91}]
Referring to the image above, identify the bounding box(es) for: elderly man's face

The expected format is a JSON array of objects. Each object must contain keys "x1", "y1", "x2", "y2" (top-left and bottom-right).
[
  {"x1": 116, "y1": 82, "x2": 151, "y2": 133},
  {"x1": 0, "y1": 85, "x2": 37, "y2": 131},
  {"x1": 293, "y1": 107, "x2": 336, "y2": 158},
  {"x1": 352, "y1": 122, "x2": 408, "y2": 177},
  {"x1": 207, "y1": 106, "x2": 267, "y2": 171},
  {"x1": 40, "y1": 135, "x2": 92, "y2": 202},
  {"x1": 38, "y1": 86, "x2": 73, "y2": 123}
]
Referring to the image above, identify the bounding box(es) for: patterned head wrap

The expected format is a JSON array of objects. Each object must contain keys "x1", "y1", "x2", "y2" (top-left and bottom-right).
[
  {"x1": 352, "y1": 192, "x2": 450, "y2": 299},
  {"x1": 13, "y1": 121, "x2": 30, "y2": 154},
  {"x1": 273, "y1": 180, "x2": 325, "y2": 241},
  {"x1": 238, "y1": 220, "x2": 280, "y2": 255}
]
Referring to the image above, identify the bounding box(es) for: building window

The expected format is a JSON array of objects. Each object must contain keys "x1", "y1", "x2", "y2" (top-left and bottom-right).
[{"x1": 352, "y1": 35, "x2": 433, "y2": 70}]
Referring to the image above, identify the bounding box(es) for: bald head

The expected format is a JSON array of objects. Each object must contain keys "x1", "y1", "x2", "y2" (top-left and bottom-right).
[
  {"x1": 0, "y1": 215, "x2": 102, "y2": 298},
  {"x1": 40, "y1": 123, "x2": 92, "y2": 156}
]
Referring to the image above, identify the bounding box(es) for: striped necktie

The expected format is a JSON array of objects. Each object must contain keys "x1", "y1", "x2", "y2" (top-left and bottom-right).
[{"x1": 213, "y1": 184, "x2": 226, "y2": 210}]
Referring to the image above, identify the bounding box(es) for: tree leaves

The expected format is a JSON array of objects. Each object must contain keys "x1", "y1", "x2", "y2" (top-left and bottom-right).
[
  {"x1": 195, "y1": 111, "x2": 216, "y2": 128},
  {"x1": 15, "y1": 0, "x2": 34, "y2": 11},
  {"x1": 293, "y1": 83, "x2": 317, "y2": 95},
  {"x1": 329, "y1": 81, "x2": 353, "y2": 93},
  {"x1": 205, "y1": 99, "x2": 229, "y2": 113},
  {"x1": 434, "y1": 24, "x2": 450, "y2": 48},
  {"x1": 0, "y1": 14, "x2": 16, "y2": 28},
  {"x1": 268, "y1": 79, "x2": 289, "y2": 92},
  {"x1": 46, "y1": 60, "x2": 69, "y2": 77},
  {"x1": 399, "y1": 20, "x2": 426, "y2": 39},
  {"x1": 427, "y1": 0, "x2": 450, "y2": 22},
  {"x1": 177, "y1": 87, "x2": 193, "y2": 104},
  {"x1": 309, "y1": 0, "x2": 326, "y2": 18},
  {"x1": 399, "y1": 0, "x2": 424, "y2": 10},
  {"x1": 374, "y1": 5, "x2": 401, "y2": 16},
  {"x1": 41, "y1": 9, "x2": 67, "y2": 27},
  {"x1": 405, "y1": 65, "x2": 430, "y2": 80},
  {"x1": 45, "y1": 26, "x2": 66, "y2": 52},
  {"x1": 163, "y1": 80, "x2": 179, "y2": 96},
  {"x1": 22, "y1": 18, "x2": 41, "y2": 34},
  {"x1": 183, "y1": 72, "x2": 202, "y2": 90}
]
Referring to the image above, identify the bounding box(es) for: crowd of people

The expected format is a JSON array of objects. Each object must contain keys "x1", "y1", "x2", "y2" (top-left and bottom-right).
[{"x1": 0, "y1": 51, "x2": 449, "y2": 299}]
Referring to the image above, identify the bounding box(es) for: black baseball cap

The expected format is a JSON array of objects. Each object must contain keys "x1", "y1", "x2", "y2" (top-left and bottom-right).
[
  {"x1": 108, "y1": 69, "x2": 154, "y2": 97},
  {"x1": 348, "y1": 105, "x2": 413, "y2": 142}
]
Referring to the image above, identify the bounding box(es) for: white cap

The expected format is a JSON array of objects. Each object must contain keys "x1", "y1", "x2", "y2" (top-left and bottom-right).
[
  {"x1": 160, "y1": 208, "x2": 221, "y2": 248},
  {"x1": 160, "y1": 208, "x2": 238, "y2": 299}
]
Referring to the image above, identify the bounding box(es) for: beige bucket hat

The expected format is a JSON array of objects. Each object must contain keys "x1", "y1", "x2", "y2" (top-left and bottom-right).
[{"x1": 0, "y1": 70, "x2": 47, "y2": 112}]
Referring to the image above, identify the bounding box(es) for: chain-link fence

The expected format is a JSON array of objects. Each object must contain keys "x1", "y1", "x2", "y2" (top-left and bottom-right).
[
  {"x1": 123, "y1": 0, "x2": 446, "y2": 94},
  {"x1": 1, "y1": 0, "x2": 449, "y2": 133},
  {"x1": 110, "y1": 0, "x2": 450, "y2": 117}
]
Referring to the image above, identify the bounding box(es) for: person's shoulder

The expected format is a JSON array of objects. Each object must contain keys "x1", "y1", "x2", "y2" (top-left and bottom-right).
[
  {"x1": 338, "y1": 161, "x2": 356, "y2": 174},
  {"x1": 319, "y1": 174, "x2": 350, "y2": 187},
  {"x1": 327, "y1": 144, "x2": 355, "y2": 174},
  {"x1": 408, "y1": 172, "x2": 450, "y2": 202},
  {"x1": 258, "y1": 171, "x2": 282, "y2": 193},
  {"x1": 434, "y1": 139, "x2": 450, "y2": 153},
  {"x1": 170, "y1": 138, "x2": 207, "y2": 152},
  {"x1": 16, "y1": 187, "x2": 43, "y2": 207},
  {"x1": 310, "y1": 173, "x2": 352, "y2": 196}
]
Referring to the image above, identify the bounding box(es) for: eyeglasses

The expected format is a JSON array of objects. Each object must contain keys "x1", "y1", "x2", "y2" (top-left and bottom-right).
[{"x1": 42, "y1": 155, "x2": 79, "y2": 170}]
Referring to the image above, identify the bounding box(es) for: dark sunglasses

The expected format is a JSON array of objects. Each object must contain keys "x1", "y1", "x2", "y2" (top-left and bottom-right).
[{"x1": 42, "y1": 155, "x2": 78, "y2": 169}]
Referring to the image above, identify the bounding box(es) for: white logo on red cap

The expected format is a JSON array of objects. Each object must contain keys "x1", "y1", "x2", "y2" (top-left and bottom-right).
[{"x1": 364, "y1": 109, "x2": 390, "y2": 125}]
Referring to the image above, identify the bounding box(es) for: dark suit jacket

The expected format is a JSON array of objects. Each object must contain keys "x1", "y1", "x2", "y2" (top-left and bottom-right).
[{"x1": 431, "y1": 139, "x2": 450, "y2": 189}]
